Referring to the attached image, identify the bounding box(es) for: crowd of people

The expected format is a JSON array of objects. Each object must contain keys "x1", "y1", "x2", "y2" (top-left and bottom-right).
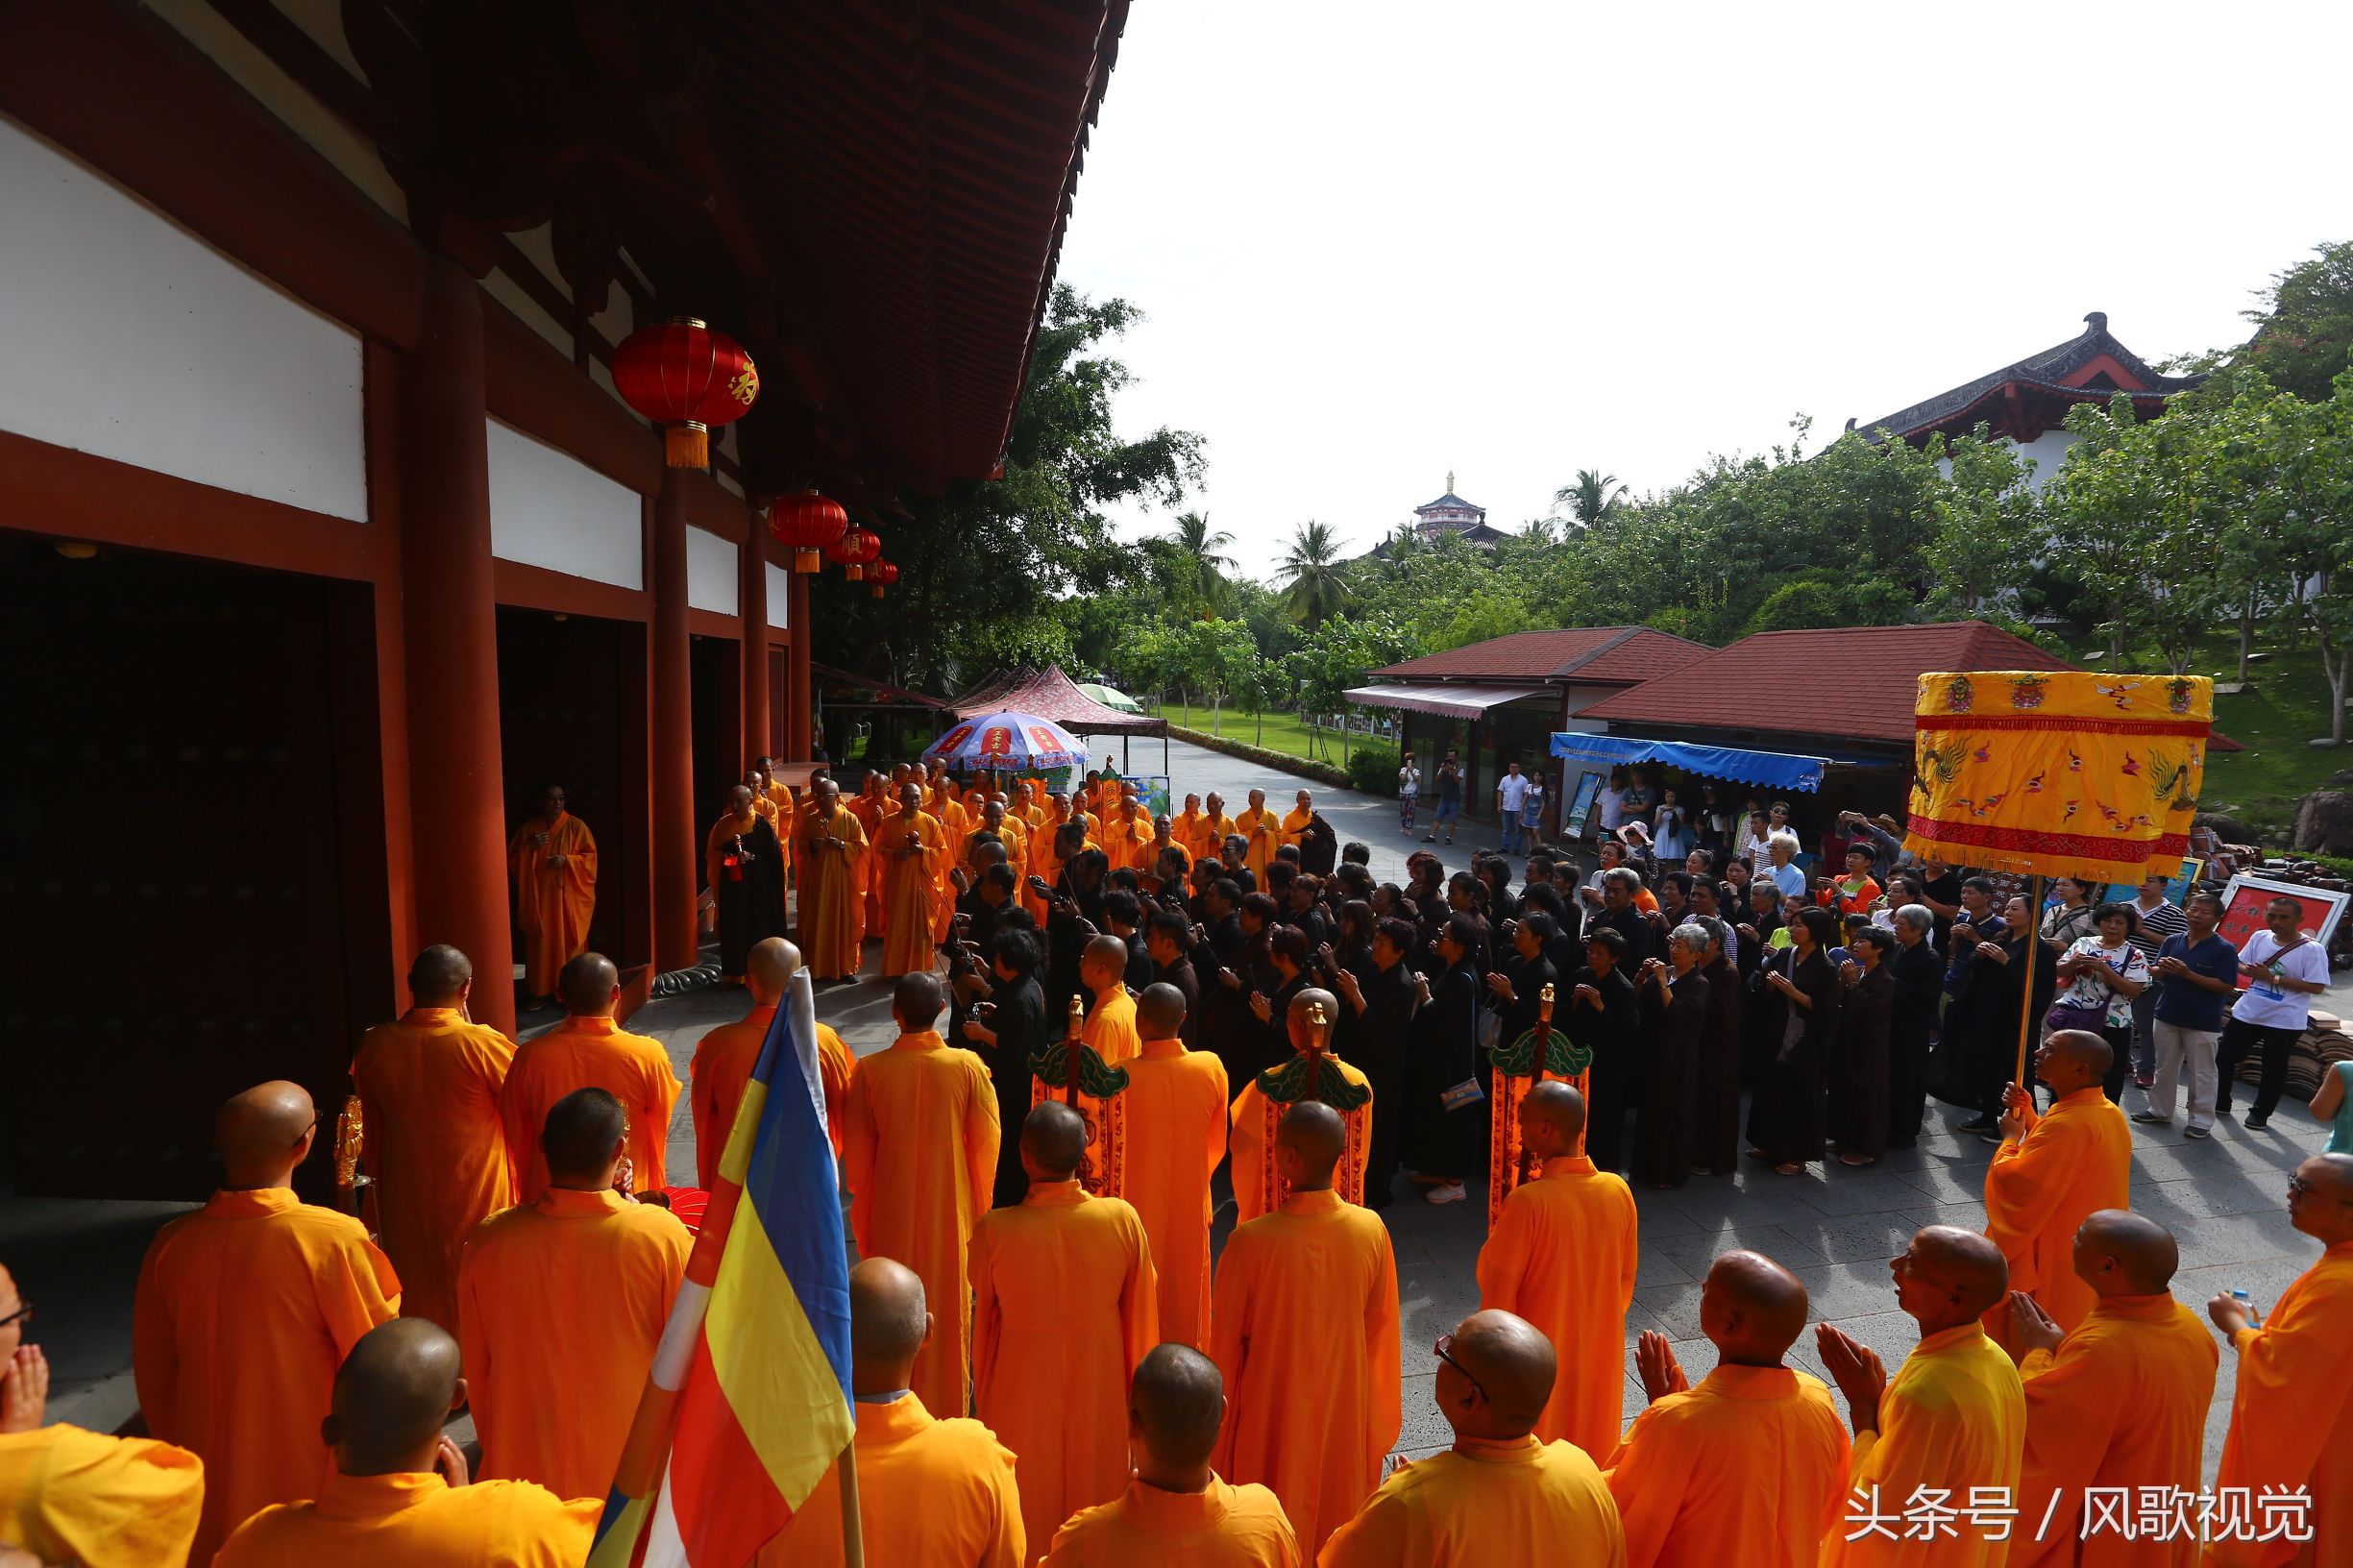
[{"x1": 4, "y1": 758, "x2": 2351, "y2": 1567}]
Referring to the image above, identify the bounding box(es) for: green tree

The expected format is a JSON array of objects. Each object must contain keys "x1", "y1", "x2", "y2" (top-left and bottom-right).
[
  {"x1": 2255, "y1": 375, "x2": 2353, "y2": 743},
  {"x1": 1922, "y1": 428, "x2": 2043, "y2": 622},
  {"x1": 1164, "y1": 616, "x2": 1261, "y2": 736},
  {"x1": 1284, "y1": 616, "x2": 1416, "y2": 761},
  {"x1": 2240, "y1": 240, "x2": 2353, "y2": 403},
  {"x1": 1163, "y1": 510, "x2": 1237, "y2": 617},
  {"x1": 1275, "y1": 520, "x2": 1354, "y2": 630},
  {"x1": 1554, "y1": 468, "x2": 1628, "y2": 529}
]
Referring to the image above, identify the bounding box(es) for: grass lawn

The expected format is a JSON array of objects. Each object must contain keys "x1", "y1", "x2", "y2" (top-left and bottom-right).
[
  {"x1": 2175, "y1": 631, "x2": 2349, "y2": 838},
  {"x1": 1151, "y1": 703, "x2": 1378, "y2": 765}
]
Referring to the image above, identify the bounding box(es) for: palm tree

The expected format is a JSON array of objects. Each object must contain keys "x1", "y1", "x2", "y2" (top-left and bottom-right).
[
  {"x1": 1164, "y1": 510, "x2": 1236, "y2": 615},
  {"x1": 1277, "y1": 520, "x2": 1353, "y2": 630},
  {"x1": 1553, "y1": 468, "x2": 1629, "y2": 529},
  {"x1": 1517, "y1": 516, "x2": 1556, "y2": 544}
]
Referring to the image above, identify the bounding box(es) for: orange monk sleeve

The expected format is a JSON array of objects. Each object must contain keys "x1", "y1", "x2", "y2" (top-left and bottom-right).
[
  {"x1": 568, "y1": 821, "x2": 598, "y2": 891},
  {"x1": 1618, "y1": 1208, "x2": 1640, "y2": 1309},
  {"x1": 2223, "y1": 1274, "x2": 2353, "y2": 1507},
  {"x1": 1202, "y1": 1063, "x2": 1231, "y2": 1178},
  {"x1": 1118, "y1": 1206, "x2": 1162, "y2": 1373},
  {"x1": 129, "y1": 1247, "x2": 179, "y2": 1439},
  {"x1": 981, "y1": 1443, "x2": 1027, "y2": 1568},
  {"x1": 1605, "y1": 1407, "x2": 1698, "y2": 1568},
  {"x1": 1316, "y1": 1488, "x2": 1405, "y2": 1568},
  {"x1": 315, "y1": 1229, "x2": 403, "y2": 1355},
  {"x1": 1474, "y1": 1206, "x2": 1529, "y2": 1313},
  {"x1": 456, "y1": 1247, "x2": 494, "y2": 1436},
  {"x1": 1208, "y1": 1241, "x2": 1253, "y2": 1472},
  {"x1": 690, "y1": 1044, "x2": 719, "y2": 1187},
  {"x1": 2016, "y1": 1335, "x2": 2121, "y2": 1539},
  {"x1": 968, "y1": 1226, "x2": 1003, "y2": 1408},
  {"x1": 964, "y1": 1062, "x2": 1002, "y2": 1214},
  {"x1": 844, "y1": 1073, "x2": 878, "y2": 1246},
  {"x1": 1983, "y1": 1127, "x2": 2073, "y2": 1262},
  {"x1": 497, "y1": 1078, "x2": 536, "y2": 1197},
  {"x1": 1363, "y1": 1234, "x2": 1403, "y2": 1464}
]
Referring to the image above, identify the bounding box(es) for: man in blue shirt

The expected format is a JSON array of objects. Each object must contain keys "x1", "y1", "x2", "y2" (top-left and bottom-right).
[{"x1": 2135, "y1": 890, "x2": 2239, "y2": 1139}]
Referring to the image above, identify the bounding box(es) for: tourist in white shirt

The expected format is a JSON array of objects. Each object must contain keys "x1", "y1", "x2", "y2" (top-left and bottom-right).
[
  {"x1": 1595, "y1": 767, "x2": 1628, "y2": 840},
  {"x1": 1397, "y1": 751, "x2": 1421, "y2": 837},
  {"x1": 1738, "y1": 809, "x2": 1774, "y2": 867},
  {"x1": 2218, "y1": 895, "x2": 2333, "y2": 1129},
  {"x1": 1496, "y1": 762, "x2": 1531, "y2": 856}
]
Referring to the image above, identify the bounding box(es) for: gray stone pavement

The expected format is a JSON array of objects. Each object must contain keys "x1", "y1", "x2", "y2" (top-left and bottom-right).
[{"x1": 7, "y1": 730, "x2": 2340, "y2": 1482}]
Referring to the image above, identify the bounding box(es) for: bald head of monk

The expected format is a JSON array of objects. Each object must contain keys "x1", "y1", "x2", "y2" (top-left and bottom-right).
[
  {"x1": 1130, "y1": 1344, "x2": 1226, "y2": 1493},
  {"x1": 215, "y1": 1080, "x2": 318, "y2": 1190},
  {"x1": 542, "y1": 1087, "x2": 627, "y2": 1192},
  {"x1": 1274, "y1": 1101, "x2": 1346, "y2": 1194},
  {"x1": 557, "y1": 951, "x2": 621, "y2": 1017},
  {"x1": 1436, "y1": 1309, "x2": 1556, "y2": 1441},
  {"x1": 407, "y1": 943, "x2": 473, "y2": 1008},
  {"x1": 728, "y1": 782, "x2": 755, "y2": 817},
  {"x1": 1081, "y1": 934, "x2": 1130, "y2": 996},
  {"x1": 2071, "y1": 1208, "x2": 2178, "y2": 1296},
  {"x1": 746, "y1": 938, "x2": 798, "y2": 1007},
  {"x1": 847, "y1": 1258, "x2": 931, "y2": 1398},
  {"x1": 324, "y1": 1318, "x2": 466, "y2": 1478},
  {"x1": 897, "y1": 782, "x2": 923, "y2": 816},
  {"x1": 1136, "y1": 981, "x2": 1187, "y2": 1043},
  {"x1": 892, "y1": 971, "x2": 944, "y2": 1034},
  {"x1": 1518, "y1": 1081, "x2": 1586, "y2": 1164},
  {"x1": 1020, "y1": 1101, "x2": 1090, "y2": 1184},
  {"x1": 1700, "y1": 1250, "x2": 1810, "y2": 1367},
  {"x1": 1285, "y1": 987, "x2": 1337, "y2": 1053},
  {"x1": 1893, "y1": 1225, "x2": 2009, "y2": 1335},
  {"x1": 2034, "y1": 1028, "x2": 2111, "y2": 1097},
  {"x1": 2289, "y1": 1153, "x2": 2353, "y2": 1245},
  {"x1": 813, "y1": 776, "x2": 840, "y2": 812}
]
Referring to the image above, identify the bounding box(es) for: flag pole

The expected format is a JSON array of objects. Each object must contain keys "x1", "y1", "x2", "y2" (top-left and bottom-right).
[
  {"x1": 2014, "y1": 872, "x2": 2045, "y2": 1088},
  {"x1": 837, "y1": 1426, "x2": 866, "y2": 1567}
]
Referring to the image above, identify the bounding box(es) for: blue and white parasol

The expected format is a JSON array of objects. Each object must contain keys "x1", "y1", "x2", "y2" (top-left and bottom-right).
[{"x1": 921, "y1": 710, "x2": 1090, "y2": 771}]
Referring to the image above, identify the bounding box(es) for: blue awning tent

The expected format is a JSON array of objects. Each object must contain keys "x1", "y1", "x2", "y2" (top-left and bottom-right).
[{"x1": 1549, "y1": 732, "x2": 1827, "y2": 794}]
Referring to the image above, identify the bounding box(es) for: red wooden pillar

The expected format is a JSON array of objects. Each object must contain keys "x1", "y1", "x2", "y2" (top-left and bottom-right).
[
  {"x1": 784, "y1": 571, "x2": 813, "y2": 763},
  {"x1": 739, "y1": 515, "x2": 769, "y2": 768},
  {"x1": 650, "y1": 470, "x2": 699, "y2": 969},
  {"x1": 396, "y1": 256, "x2": 516, "y2": 1035}
]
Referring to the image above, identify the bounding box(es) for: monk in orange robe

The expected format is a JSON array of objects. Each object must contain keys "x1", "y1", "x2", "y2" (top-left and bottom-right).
[
  {"x1": 1211, "y1": 1102, "x2": 1399, "y2": 1556},
  {"x1": 874, "y1": 782, "x2": 947, "y2": 979},
  {"x1": 1817, "y1": 1227, "x2": 2025, "y2": 1568},
  {"x1": 213, "y1": 1318, "x2": 597, "y2": 1566},
  {"x1": 760, "y1": 1259, "x2": 1024, "y2": 1568},
  {"x1": 1194, "y1": 793, "x2": 1239, "y2": 870},
  {"x1": 744, "y1": 768, "x2": 781, "y2": 834},
  {"x1": 350, "y1": 943, "x2": 515, "y2": 1335},
  {"x1": 1044, "y1": 1344, "x2": 1300, "y2": 1566},
  {"x1": 2204, "y1": 1153, "x2": 2353, "y2": 1568},
  {"x1": 498, "y1": 952, "x2": 681, "y2": 1203},
  {"x1": 0, "y1": 1259, "x2": 204, "y2": 1568},
  {"x1": 799, "y1": 777, "x2": 871, "y2": 980},
  {"x1": 1122, "y1": 984, "x2": 1228, "y2": 1351},
  {"x1": 754, "y1": 756, "x2": 796, "y2": 878},
  {"x1": 692, "y1": 938, "x2": 853, "y2": 1181},
  {"x1": 506, "y1": 783, "x2": 598, "y2": 1001},
  {"x1": 1027, "y1": 814, "x2": 1074, "y2": 925},
  {"x1": 1228, "y1": 990, "x2": 1373, "y2": 1224},
  {"x1": 1107, "y1": 794, "x2": 1155, "y2": 874},
  {"x1": 1279, "y1": 790, "x2": 1315, "y2": 857},
  {"x1": 458, "y1": 1088, "x2": 690, "y2": 1501},
  {"x1": 969, "y1": 1103, "x2": 1159, "y2": 1557},
  {"x1": 1015, "y1": 780, "x2": 1048, "y2": 833},
  {"x1": 1235, "y1": 789, "x2": 1278, "y2": 883},
  {"x1": 1079, "y1": 934, "x2": 1143, "y2": 1064},
  {"x1": 1982, "y1": 1031, "x2": 2132, "y2": 1349},
  {"x1": 846, "y1": 972, "x2": 1002, "y2": 1417},
  {"x1": 1475, "y1": 1083, "x2": 1637, "y2": 1459},
  {"x1": 2004, "y1": 1211, "x2": 2214, "y2": 1568},
  {"x1": 1170, "y1": 793, "x2": 1211, "y2": 867},
  {"x1": 848, "y1": 772, "x2": 889, "y2": 933},
  {"x1": 1319, "y1": 1310, "x2": 1624, "y2": 1568},
  {"x1": 1607, "y1": 1251, "x2": 1849, "y2": 1568},
  {"x1": 134, "y1": 1080, "x2": 401, "y2": 1561}
]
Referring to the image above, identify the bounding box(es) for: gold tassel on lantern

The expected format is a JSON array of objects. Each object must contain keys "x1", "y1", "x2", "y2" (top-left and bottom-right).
[{"x1": 664, "y1": 421, "x2": 710, "y2": 470}]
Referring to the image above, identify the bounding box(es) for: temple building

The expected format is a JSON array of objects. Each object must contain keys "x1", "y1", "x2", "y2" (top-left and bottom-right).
[
  {"x1": 1855, "y1": 311, "x2": 2202, "y2": 488},
  {"x1": 1365, "y1": 473, "x2": 1512, "y2": 556},
  {"x1": 0, "y1": 3, "x2": 1129, "y2": 1200}
]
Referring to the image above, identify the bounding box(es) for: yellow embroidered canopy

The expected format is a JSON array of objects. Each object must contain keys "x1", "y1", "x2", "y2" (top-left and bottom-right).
[{"x1": 1903, "y1": 670, "x2": 2212, "y2": 884}]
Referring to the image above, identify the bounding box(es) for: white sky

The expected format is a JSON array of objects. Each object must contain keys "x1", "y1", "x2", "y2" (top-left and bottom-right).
[{"x1": 1055, "y1": 1, "x2": 2353, "y2": 571}]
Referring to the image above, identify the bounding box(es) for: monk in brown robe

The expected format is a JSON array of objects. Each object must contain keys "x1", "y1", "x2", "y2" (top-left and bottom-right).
[
  {"x1": 507, "y1": 784, "x2": 597, "y2": 1002},
  {"x1": 134, "y1": 1081, "x2": 401, "y2": 1561},
  {"x1": 350, "y1": 943, "x2": 515, "y2": 1335}
]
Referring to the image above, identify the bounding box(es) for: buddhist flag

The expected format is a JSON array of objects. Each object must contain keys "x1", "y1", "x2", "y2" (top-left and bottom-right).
[
  {"x1": 1904, "y1": 670, "x2": 2212, "y2": 884},
  {"x1": 588, "y1": 971, "x2": 854, "y2": 1568}
]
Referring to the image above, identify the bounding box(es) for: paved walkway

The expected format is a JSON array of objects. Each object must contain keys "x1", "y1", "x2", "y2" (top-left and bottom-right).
[{"x1": 9, "y1": 733, "x2": 2341, "y2": 1482}]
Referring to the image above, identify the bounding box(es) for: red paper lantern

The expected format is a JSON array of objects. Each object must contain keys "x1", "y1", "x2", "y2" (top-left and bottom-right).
[
  {"x1": 827, "y1": 526, "x2": 882, "y2": 581},
  {"x1": 611, "y1": 317, "x2": 758, "y2": 469},
  {"x1": 868, "y1": 559, "x2": 898, "y2": 599},
  {"x1": 768, "y1": 491, "x2": 848, "y2": 573}
]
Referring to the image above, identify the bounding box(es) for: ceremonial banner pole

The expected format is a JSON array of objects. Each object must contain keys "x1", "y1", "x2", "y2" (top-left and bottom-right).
[
  {"x1": 1485, "y1": 984, "x2": 1590, "y2": 1232},
  {"x1": 1904, "y1": 671, "x2": 2213, "y2": 1098},
  {"x1": 837, "y1": 1430, "x2": 866, "y2": 1567},
  {"x1": 1031, "y1": 994, "x2": 1130, "y2": 1194}
]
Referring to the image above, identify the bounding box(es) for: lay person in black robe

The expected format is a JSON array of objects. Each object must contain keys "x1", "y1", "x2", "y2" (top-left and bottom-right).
[
  {"x1": 1885, "y1": 904, "x2": 1944, "y2": 1148},
  {"x1": 1336, "y1": 916, "x2": 1421, "y2": 1209},
  {"x1": 1691, "y1": 916, "x2": 1746, "y2": 1176},
  {"x1": 1830, "y1": 926, "x2": 1896, "y2": 1166},
  {"x1": 959, "y1": 927, "x2": 1048, "y2": 1207},
  {"x1": 1042, "y1": 842, "x2": 1108, "y2": 1017},
  {"x1": 1746, "y1": 905, "x2": 1841, "y2": 1175},
  {"x1": 1561, "y1": 927, "x2": 1641, "y2": 1172},
  {"x1": 1299, "y1": 811, "x2": 1338, "y2": 877},
  {"x1": 1633, "y1": 921, "x2": 1710, "y2": 1189},
  {"x1": 1142, "y1": 910, "x2": 1202, "y2": 1051},
  {"x1": 1592, "y1": 869, "x2": 1654, "y2": 969},
  {"x1": 1245, "y1": 925, "x2": 1313, "y2": 1080},
  {"x1": 1965, "y1": 892, "x2": 2060, "y2": 1124},
  {"x1": 1484, "y1": 914, "x2": 1560, "y2": 1064},
  {"x1": 709, "y1": 785, "x2": 788, "y2": 981},
  {"x1": 1405, "y1": 913, "x2": 1485, "y2": 1206}
]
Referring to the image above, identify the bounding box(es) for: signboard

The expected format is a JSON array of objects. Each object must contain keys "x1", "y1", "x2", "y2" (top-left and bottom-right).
[
  {"x1": 1562, "y1": 771, "x2": 1605, "y2": 839},
  {"x1": 2098, "y1": 857, "x2": 2204, "y2": 907},
  {"x1": 1124, "y1": 774, "x2": 1172, "y2": 818},
  {"x1": 2216, "y1": 872, "x2": 2349, "y2": 988}
]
